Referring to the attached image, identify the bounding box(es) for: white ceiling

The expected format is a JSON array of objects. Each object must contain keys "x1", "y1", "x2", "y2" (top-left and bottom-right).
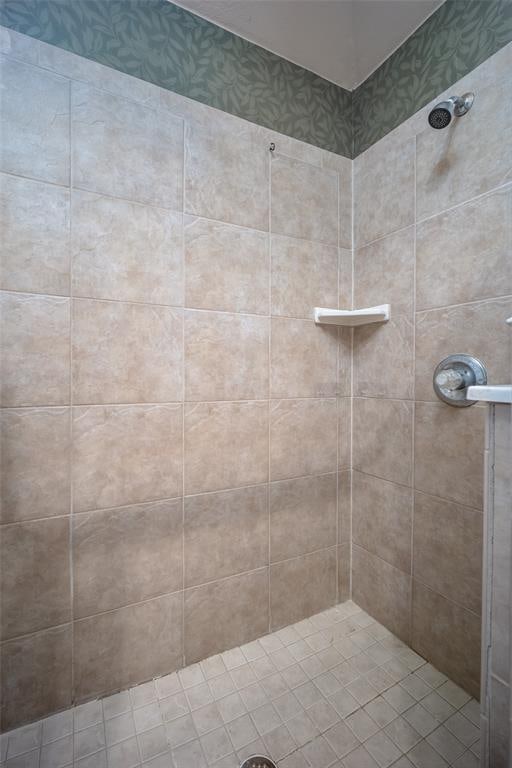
[{"x1": 172, "y1": 0, "x2": 443, "y2": 90}]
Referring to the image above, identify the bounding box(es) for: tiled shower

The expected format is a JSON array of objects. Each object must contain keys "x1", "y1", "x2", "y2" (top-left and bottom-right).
[{"x1": 0, "y1": 2, "x2": 511, "y2": 767}]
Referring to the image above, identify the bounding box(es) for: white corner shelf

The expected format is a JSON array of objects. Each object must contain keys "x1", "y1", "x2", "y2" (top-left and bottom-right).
[{"x1": 314, "y1": 304, "x2": 390, "y2": 327}]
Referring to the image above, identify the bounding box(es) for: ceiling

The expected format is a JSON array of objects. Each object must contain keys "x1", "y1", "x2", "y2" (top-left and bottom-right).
[{"x1": 172, "y1": 0, "x2": 443, "y2": 90}]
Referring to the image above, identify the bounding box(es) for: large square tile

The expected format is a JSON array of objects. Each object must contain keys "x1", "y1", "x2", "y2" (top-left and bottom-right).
[
  {"x1": 271, "y1": 155, "x2": 338, "y2": 245},
  {"x1": 73, "y1": 499, "x2": 183, "y2": 618},
  {"x1": 185, "y1": 310, "x2": 269, "y2": 401},
  {"x1": 352, "y1": 471, "x2": 412, "y2": 573},
  {"x1": 72, "y1": 190, "x2": 183, "y2": 305},
  {"x1": 271, "y1": 235, "x2": 338, "y2": 320},
  {"x1": 185, "y1": 120, "x2": 268, "y2": 230},
  {"x1": 271, "y1": 318, "x2": 338, "y2": 399},
  {"x1": 270, "y1": 473, "x2": 337, "y2": 562},
  {"x1": 184, "y1": 485, "x2": 268, "y2": 587},
  {"x1": 74, "y1": 593, "x2": 183, "y2": 701},
  {"x1": 0, "y1": 626, "x2": 72, "y2": 732},
  {"x1": 184, "y1": 569, "x2": 269, "y2": 663},
  {"x1": 352, "y1": 398, "x2": 413, "y2": 487},
  {"x1": 1, "y1": 517, "x2": 71, "y2": 639},
  {"x1": 72, "y1": 299, "x2": 183, "y2": 404},
  {"x1": 184, "y1": 401, "x2": 268, "y2": 494},
  {"x1": 184, "y1": 216, "x2": 269, "y2": 315},
  {"x1": 72, "y1": 404, "x2": 182, "y2": 511},
  {"x1": 0, "y1": 174, "x2": 70, "y2": 295},
  {"x1": 0, "y1": 407, "x2": 70, "y2": 523},
  {"x1": 0, "y1": 58, "x2": 69, "y2": 184},
  {"x1": 270, "y1": 548, "x2": 337, "y2": 629},
  {"x1": 72, "y1": 83, "x2": 183, "y2": 208},
  {"x1": 0, "y1": 292, "x2": 70, "y2": 407},
  {"x1": 270, "y1": 399, "x2": 337, "y2": 481}
]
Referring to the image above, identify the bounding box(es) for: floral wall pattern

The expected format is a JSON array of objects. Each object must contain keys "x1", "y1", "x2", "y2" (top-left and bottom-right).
[
  {"x1": 0, "y1": 0, "x2": 353, "y2": 157},
  {"x1": 353, "y1": 0, "x2": 512, "y2": 155},
  {"x1": 0, "y1": 0, "x2": 511, "y2": 156}
]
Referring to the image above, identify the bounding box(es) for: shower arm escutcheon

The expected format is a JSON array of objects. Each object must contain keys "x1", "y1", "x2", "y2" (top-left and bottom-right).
[{"x1": 433, "y1": 354, "x2": 487, "y2": 407}]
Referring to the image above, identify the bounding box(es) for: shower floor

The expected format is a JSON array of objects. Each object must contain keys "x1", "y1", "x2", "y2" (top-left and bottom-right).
[{"x1": 1, "y1": 600, "x2": 480, "y2": 768}]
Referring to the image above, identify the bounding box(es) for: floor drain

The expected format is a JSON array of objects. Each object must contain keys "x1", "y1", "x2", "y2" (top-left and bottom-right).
[{"x1": 240, "y1": 757, "x2": 277, "y2": 768}]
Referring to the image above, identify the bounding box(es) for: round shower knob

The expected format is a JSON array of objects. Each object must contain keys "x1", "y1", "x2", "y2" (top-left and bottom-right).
[{"x1": 433, "y1": 354, "x2": 487, "y2": 407}]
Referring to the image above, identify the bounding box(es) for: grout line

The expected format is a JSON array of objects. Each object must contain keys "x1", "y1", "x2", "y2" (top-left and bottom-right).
[
  {"x1": 410, "y1": 132, "x2": 418, "y2": 645},
  {"x1": 335, "y1": 166, "x2": 340, "y2": 605},
  {"x1": 181, "y1": 116, "x2": 186, "y2": 671},
  {"x1": 268, "y1": 145, "x2": 273, "y2": 634},
  {"x1": 68, "y1": 77, "x2": 76, "y2": 725},
  {"x1": 349, "y1": 153, "x2": 355, "y2": 601}
]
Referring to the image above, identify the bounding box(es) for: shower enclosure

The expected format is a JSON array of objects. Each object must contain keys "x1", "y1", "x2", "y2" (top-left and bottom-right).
[{"x1": 1, "y1": 3, "x2": 511, "y2": 767}]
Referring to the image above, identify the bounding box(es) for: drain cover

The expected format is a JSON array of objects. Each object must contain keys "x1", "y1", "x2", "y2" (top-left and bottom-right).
[{"x1": 240, "y1": 757, "x2": 277, "y2": 768}]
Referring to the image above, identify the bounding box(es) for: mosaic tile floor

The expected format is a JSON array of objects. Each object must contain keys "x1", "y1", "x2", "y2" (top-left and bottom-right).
[{"x1": 0, "y1": 601, "x2": 481, "y2": 768}]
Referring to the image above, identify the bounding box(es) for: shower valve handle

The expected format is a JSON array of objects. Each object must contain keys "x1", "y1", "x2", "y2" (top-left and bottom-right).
[{"x1": 434, "y1": 368, "x2": 466, "y2": 391}]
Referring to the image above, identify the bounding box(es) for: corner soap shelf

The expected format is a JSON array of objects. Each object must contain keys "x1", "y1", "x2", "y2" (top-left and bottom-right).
[{"x1": 314, "y1": 304, "x2": 390, "y2": 327}]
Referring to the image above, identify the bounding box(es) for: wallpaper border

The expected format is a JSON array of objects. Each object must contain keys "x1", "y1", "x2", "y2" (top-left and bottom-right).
[
  {"x1": 0, "y1": 0, "x2": 511, "y2": 158},
  {"x1": 352, "y1": 0, "x2": 512, "y2": 156},
  {"x1": 0, "y1": 0, "x2": 353, "y2": 158}
]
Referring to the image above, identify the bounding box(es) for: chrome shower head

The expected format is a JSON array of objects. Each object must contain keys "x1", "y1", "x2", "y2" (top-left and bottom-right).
[{"x1": 428, "y1": 93, "x2": 474, "y2": 129}]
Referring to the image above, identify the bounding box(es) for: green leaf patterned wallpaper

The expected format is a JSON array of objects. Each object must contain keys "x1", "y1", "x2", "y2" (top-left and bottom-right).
[
  {"x1": 353, "y1": 0, "x2": 512, "y2": 156},
  {"x1": 0, "y1": 0, "x2": 353, "y2": 157},
  {"x1": 0, "y1": 0, "x2": 511, "y2": 158}
]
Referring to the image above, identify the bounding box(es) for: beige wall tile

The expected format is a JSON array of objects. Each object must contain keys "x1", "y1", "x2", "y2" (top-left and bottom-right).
[
  {"x1": 0, "y1": 26, "x2": 40, "y2": 63},
  {"x1": 0, "y1": 174, "x2": 70, "y2": 295},
  {"x1": 0, "y1": 625, "x2": 72, "y2": 731},
  {"x1": 338, "y1": 328, "x2": 352, "y2": 399},
  {"x1": 271, "y1": 235, "x2": 338, "y2": 319},
  {"x1": 185, "y1": 216, "x2": 269, "y2": 314},
  {"x1": 270, "y1": 398, "x2": 337, "y2": 480},
  {"x1": 74, "y1": 593, "x2": 183, "y2": 701},
  {"x1": 1, "y1": 517, "x2": 71, "y2": 639},
  {"x1": 352, "y1": 471, "x2": 412, "y2": 573},
  {"x1": 354, "y1": 135, "x2": 415, "y2": 247},
  {"x1": 0, "y1": 58, "x2": 69, "y2": 184},
  {"x1": 72, "y1": 83, "x2": 183, "y2": 208},
  {"x1": 72, "y1": 299, "x2": 183, "y2": 404},
  {"x1": 352, "y1": 545, "x2": 411, "y2": 643},
  {"x1": 0, "y1": 407, "x2": 70, "y2": 524},
  {"x1": 412, "y1": 581, "x2": 480, "y2": 699},
  {"x1": 339, "y1": 248, "x2": 353, "y2": 310},
  {"x1": 184, "y1": 401, "x2": 268, "y2": 494},
  {"x1": 72, "y1": 190, "x2": 183, "y2": 305},
  {"x1": 185, "y1": 120, "x2": 269, "y2": 230},
  {"x1": 413, "y1": 491, "x2": 482, "y2": 614},
  {"x1": 271, "y1": 318, "x2": 338, "y2": 398},
  {"x1": 354, "y1": 227, "x2": 415, "y2": 315},
  {"x1": 338, "y1": 544, "x2": 351, "y2": 602},
  {"x1": 270, "y1": 548, "x2": 337, "y2": 629},
  {"x1": 184, "y1": 485, "x2": 268, "y2": 587},
  {"x1": 416, "y1": 76, "x2": 512, "y2": 221},
  {"x1": 0, "y1": 292, "x2": 70, "y2": 407},
  {"x1": 353, "y1": 315, "x2": 414, "y2": 399},
  {"x1": 338, "y1": 397, "x2": 351, "y2": 470},
  {"x1": 73, "y1": 499, "x2": 183, "y2": 618},
  {"x1": 271, "y1": 155, "x2": 338, "y2": 245},
  {"x1": 415, "y1": 298, "x2": 512, "y2": 402},
  {"x1": 353, "y1": 398, "x2": 413, "y2": 486},
  {"x1": 185, "y1": 216, "x2": 270, "y2": 315},
  {"x1": 184, "y1": 569, "x2": 269, "y2": 663},
  {"x1": 414, "y1": 401, "x2": 485, "y2": 509},
  {"x1": 73, "y1": 404, "x2": 182, "y2": 512},
  {"x1": 270, "y1": 473, "x2": 337, "y2": 562},
  {"x1": 416, "y1": 186, "x2": 512, "y2": 311},
  {"x1": 338, "y1": 470, "x2": 351, "y2": 544},
  {"x1": 323, "y1": 152, "x2": 352, "y2": 250},
  {"x1": 185, "y1": 310, "x2": 269, "y2": 401}
]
